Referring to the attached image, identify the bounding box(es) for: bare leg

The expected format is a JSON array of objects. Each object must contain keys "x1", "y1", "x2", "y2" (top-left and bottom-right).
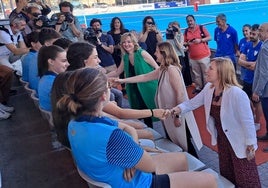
[
  {"x1": 151, "y1": 152, "x2": 188, "y2": 174},
  {"x1": 169, "y1": 171, "x2": 217, "y2": 188}
]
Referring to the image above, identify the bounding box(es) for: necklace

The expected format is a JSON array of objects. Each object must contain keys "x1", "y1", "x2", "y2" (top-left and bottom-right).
[{"x1": 213, "y1": 91, "x2": 223, "y2": 102}]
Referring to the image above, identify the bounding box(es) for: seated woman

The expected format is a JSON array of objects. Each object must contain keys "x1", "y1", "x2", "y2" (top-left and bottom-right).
[
  {"x1": 51, "y1": 42, "x2": 167, "y2": 147},
  {"x1": 55, "y1": 68, "x2": 217, "y2": 188},
  {"x1": 38, "y1": 45, "x2": 69, "y2": 111}
]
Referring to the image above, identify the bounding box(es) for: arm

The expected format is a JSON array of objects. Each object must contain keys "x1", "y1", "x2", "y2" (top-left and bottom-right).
[
  {"x1": 201, "y1": 26, "x2": 211, "y2": 43},
  {"x1": 141, "y1": 50, "x2": 159, "y2": 69},
  {"x1": 68, "y1": 22, "x2": 81, "y2": 38},
  {"x1": 139, "y1": 31, "x2": 149, "y2": 43},
  {"x1": 118, "y1": 121, "x2": 139, "y2": 143},
  {"x1": 103, "y1": 101, "x2": 168, "y2": 119},
  {"x1": 118, "y1": 69, "x2": 159, "y2": 84},
  {"x1": 98, "y1": 34, "x2": 114, "y2": 54},
  {"x1": 106, "y1": 59, "x2": 124, "y2": 77},
  {"x1": 238, "y1": 54, "x2": 255, "y2": 69},
  {"x1": 6, "y1": 43, "x2": 29, "y2": 55}
]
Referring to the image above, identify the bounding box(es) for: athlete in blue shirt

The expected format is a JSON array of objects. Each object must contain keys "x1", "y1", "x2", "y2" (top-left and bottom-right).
[
  {"x1": 214, "y1": 14, "x2": 239, "y2": 66},
  {"x1": 55, "y1": 68, "x2": 217, "y2": 188}
]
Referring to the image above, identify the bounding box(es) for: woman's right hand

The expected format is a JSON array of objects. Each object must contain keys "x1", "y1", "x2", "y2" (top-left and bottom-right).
[{"x1": 153, "y1": 109, "x2": 170, "y2": 120}]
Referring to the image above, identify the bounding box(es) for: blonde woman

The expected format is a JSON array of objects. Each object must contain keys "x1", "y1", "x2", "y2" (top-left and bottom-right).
[
  {"x1": 108, "y1": 32, "x2": 159, "y2": 128},
  {"x1": 172, "y1": 57, "x2": 261, "y2": 187}
]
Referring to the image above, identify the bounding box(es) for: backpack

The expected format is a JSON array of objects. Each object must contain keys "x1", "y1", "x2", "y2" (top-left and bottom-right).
[
  {"x1": 184, "y1": 25, "x2": 208, "y2": 44},
  {"x1": 0, "y1": 25, "x2": 20, "y2": 46}
]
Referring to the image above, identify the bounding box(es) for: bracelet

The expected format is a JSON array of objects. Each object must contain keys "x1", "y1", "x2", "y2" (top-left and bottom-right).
[{"x1": 150, "y1": 109, "x2": 154, "y2": 117}]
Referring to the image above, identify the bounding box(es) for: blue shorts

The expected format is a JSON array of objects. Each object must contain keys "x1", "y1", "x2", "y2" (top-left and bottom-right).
[{"x1": 150, "y1": 174, "x2": 170, "y2": 188}]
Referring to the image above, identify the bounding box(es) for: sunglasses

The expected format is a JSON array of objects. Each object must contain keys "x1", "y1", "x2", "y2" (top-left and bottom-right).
[
  {"x1": 146, "y1": 22, "x2": 154, "y2": 25},
  {"x1": 31, "y1": 13, "x2": 41, "y2": 17}
]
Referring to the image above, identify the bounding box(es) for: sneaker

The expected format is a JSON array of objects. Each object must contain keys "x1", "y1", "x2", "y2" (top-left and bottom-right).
[
  {"x1": 255, "y1": 123, "x2": 260, "y2": 131},
  {"x1": 0, "y1": 108, "x2": 11, "y2": 120},
  {"x1": 0, "y1": 103, "x2": 14, "y2": 113}
]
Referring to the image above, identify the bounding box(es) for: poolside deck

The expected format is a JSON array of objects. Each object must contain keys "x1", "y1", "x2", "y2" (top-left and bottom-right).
[{"x1": 0, "y1": 76, "x2": 268, "y2": 188}]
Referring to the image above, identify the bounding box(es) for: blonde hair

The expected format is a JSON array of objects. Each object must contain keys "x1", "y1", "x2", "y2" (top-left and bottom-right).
[
  {"x1": 120, "y1": 32, "x2": 140, "y2": 54},
  {"x1": 210, "y1": 57, "x2": 241, "y2": 89},
  {"x1": 158, "y1": 42, "x2": 181, "y2": 70}
]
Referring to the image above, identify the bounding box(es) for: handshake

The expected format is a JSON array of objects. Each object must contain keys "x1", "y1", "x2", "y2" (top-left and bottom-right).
[{"x1": 109, "y1": 77, "x2": 182, "y2": 126}]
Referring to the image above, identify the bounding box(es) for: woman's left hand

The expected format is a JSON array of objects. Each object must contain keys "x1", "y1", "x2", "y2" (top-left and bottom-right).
[
  {"x1": 174, "y1": 117, "x2": 181, "y2": 127},
  {"x1": 246, "y1": 145, "x2": 255, "y2": 161}
]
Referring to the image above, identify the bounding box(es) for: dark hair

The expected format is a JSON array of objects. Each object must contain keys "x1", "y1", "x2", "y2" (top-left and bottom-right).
[
  {"x1": 243, "y1": 24, "x2": 251, "y2": 29},
  {"x1": 110, "y1": 17, "x2": 125, "y2": 34},
  {"x1": 59, "y1": 1, "x2": 74, "y2": 12},
  {"x1": 66, "y1": 42, "x2": 96, "y2": 71},
  {"x1": 186, "y1": 14, "x2": 195, "y2": 21},
  {"x1": 39, "y1": 27, "x2": 61, "y2": 45},
  {"x1": 25, "y1": 31, "x2": 40, "y2": 48},
  {"x1": 251, "y1": 24, "x2": 260, "y2": 31},
  {"x1": 38, "y1": 45, "x2": 65, "y2": 77},
  {"x1": 90, "y1": 18, "x2": 102, "y2": 26},
  {"x1": 53, "y1": 38, "x2": 72, "y2": 50},
  {"x1": 56, "y1": 68, "x2": 108, "y2": 116},
  {"x1": 142, "y1": 16, "x2": 155, "y2": 33},
  {"x1": 51, "y1": 71, "x2": 73, "y2": 148}
]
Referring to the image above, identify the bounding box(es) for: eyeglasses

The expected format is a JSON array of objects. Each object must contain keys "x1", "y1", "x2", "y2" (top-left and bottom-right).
[
  {"x1": 31, "y1": 13, "x2": 41, "y2": 17},
  {"x1": 146, "y1": 22, "x2": 154, "y2": 25}
]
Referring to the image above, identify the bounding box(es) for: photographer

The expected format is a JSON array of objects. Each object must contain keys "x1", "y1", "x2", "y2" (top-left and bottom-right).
[
  {"x1": 166, "y1": 21, "x2": 192, "y2": 86},
  {"x1": 139, "y1": 16, "x2": 162, "y2": 60},
  {"x1": 54, "y1": 1, "x2": 81, "y2": 42},
  {"x1": 88, "y1": 18, "x2": 116, "y2": 73},
  {"x1": 24, "y1": 4, "x2": 43, "y2": 35}
]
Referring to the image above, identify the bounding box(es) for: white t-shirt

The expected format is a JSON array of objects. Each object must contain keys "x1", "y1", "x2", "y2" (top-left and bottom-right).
[{"x1": 0, "y1": 26, "x2": 23, "y2": 57}]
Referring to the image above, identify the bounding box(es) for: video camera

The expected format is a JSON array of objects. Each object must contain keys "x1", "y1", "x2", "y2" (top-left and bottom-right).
[
  {"x1": 166, "y1": 26, "x2": 179, "y2": 40},
  {"x1": 84, "y1": 27, "x2": 102, "y2": 45}
]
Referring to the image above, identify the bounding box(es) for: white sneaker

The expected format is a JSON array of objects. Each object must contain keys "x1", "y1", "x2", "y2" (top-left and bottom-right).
[
  {"x1": 0, "y1": 103, "x2": 14, "y2": 113},
  {"x1": 0, "y1": 108, "x2": 11, "y2": 120},
  {"x1": 255, "y1": 123, "x2": 260, "y2": 131}
]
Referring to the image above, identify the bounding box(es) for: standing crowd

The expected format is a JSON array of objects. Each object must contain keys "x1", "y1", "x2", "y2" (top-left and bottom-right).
[{"x1": 0, "y1": 1, "x2": 267, "y2": 187}]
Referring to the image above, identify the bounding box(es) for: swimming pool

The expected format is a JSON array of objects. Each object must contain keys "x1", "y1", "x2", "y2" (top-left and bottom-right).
[{"x1": 77, "y1": 0, "x2": 268, "y2": 49}]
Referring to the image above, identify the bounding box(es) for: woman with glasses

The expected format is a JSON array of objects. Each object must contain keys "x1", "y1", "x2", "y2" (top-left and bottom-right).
[{"x1": 139, "y1": 16, "x2": 162, "y2": 60}]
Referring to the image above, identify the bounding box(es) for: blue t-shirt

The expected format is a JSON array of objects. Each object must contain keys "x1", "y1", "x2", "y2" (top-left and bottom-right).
[
  {"x1": 68, "y1": 115, "x2": 152, "y2": 188},
  {"x1": 22, "y1": 50, "x2": 39, "y2": 94},
  {"x1": 21, "y1": 51, "x2": 31, "y2": 82},
  {"x1": 38, "y1": 71, "x2": 57, "y2": 111},
  {"x1": 242, "y1": 41, "x2": 262, "y2": 84},
  {"x1": 97, "y1": 33, "x2": 115, "y2": 67},
  {"x1": 214, "y1": 24, "x2": 238, "y2": 63},
  {"x1": 238, "y1": 38, "x2": 249, "y2": 80}
]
